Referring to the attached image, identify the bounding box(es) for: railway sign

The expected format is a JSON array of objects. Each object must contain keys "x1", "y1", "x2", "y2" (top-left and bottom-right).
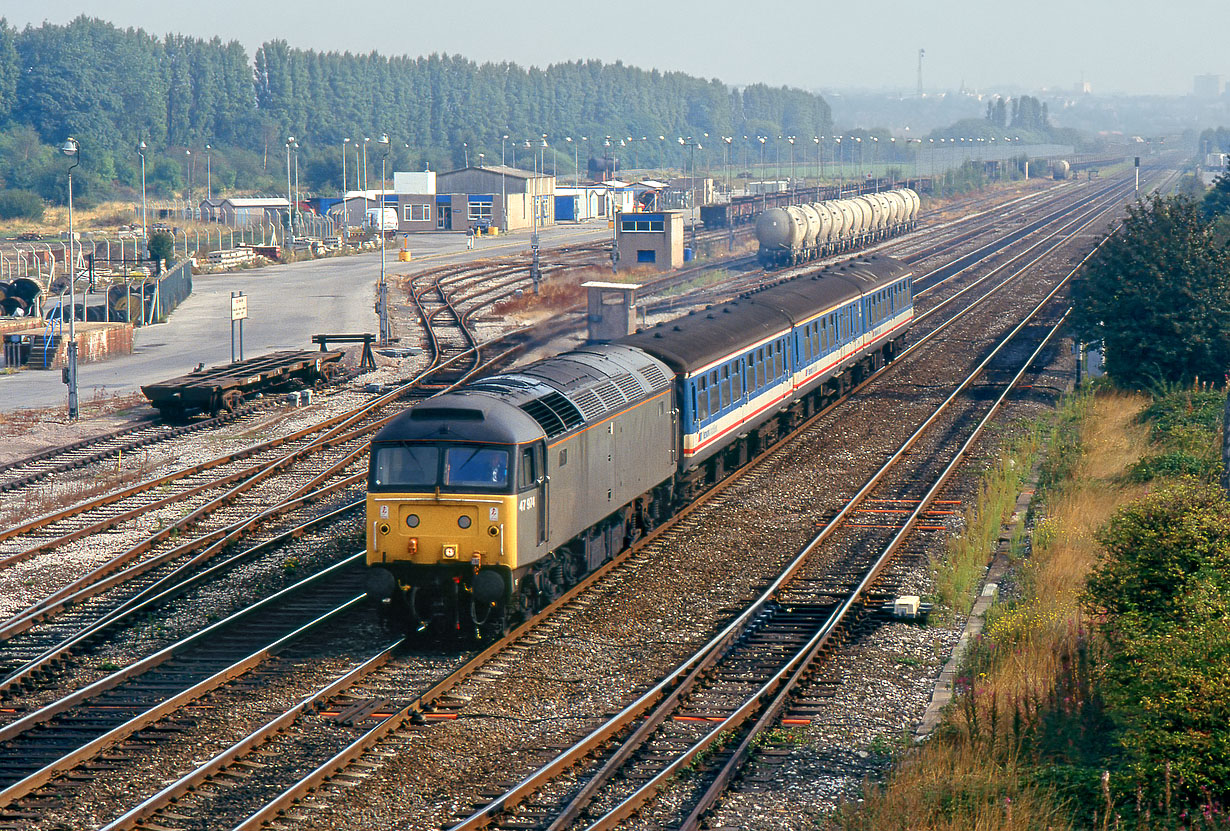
[{"x1": 230, "y1": 291, "x2": 247, "y2": 363}]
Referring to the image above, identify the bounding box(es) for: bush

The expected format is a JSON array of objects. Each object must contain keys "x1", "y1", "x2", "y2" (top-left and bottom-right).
[
  {"x1": 1086, "y1": 482, "x2": 1230, "y2": 807},
  {"x1": 147, "y1": 231, "x2": 175, "y2": 273},
  {"x1": 0, "y1": 189, "x2": 44, "y2": 220},
  {"x1": 1086, "y1": 481, "x2": 1230, "y2": 636},
  {"x1": 1099, "y1": 572, "x2": 1230, "y2": 805}
]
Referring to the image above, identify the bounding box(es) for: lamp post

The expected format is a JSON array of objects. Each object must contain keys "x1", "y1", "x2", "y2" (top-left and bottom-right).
[
  {"x1": 501, "y1": 133, "x2": 509, "y2": 233},
  {"x1": 342, "y1": 138, "x2": 350, "y2": 195},
  {"x1": 292, "y1": 139, "x2": 300, "y2": 234},
  {"x1": 787, "y1": 136, "x2": 796, "y2": 201},
  {"x1": 758, "y1": 136, "x2": 767, "y2": 209},
  {"x1": 137, "y1": 141, "x2": 148, "y2": 257},
  {"x1": 185, "y1": 149, "x2": 193, "y2": 211},
  {"x1": 205, "y1": 144, "x2": 212, "y2": 203},
  {"x1": 679, "y1": 137, "x2": 701, "y2": 251},
  {"x1": 362, "y1": 137, "x2": 370, "y2": 193},
  {"x1": 603, "y1": 138, "x2": 617, "y2": 272},
  {"x1": 61, "y1": 137, "x2": 81, "y2": 421},
  {"x1": 722, "y1": 136, "x2": 733, "y2": 200},
  {"x1": 285, "y1": 137, "x2": 294, "y2": 245},
  {"x1": 378, "y1": 133, "x2": 390, "y2": 345},
  {"x1": 835, "y1": 137, "x2": 843, "y2": 191}
]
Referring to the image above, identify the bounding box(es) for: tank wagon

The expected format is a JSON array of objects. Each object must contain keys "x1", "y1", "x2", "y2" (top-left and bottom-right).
[
  {"x1": 700, "y1": 177, "x2": 933, "y2": 229},
  {"x1": 365, "y1": 255, "x2": 914, "y2": 639},
  {"x1": 755, "y1": 188, "x2": 920, "y2": 267}
]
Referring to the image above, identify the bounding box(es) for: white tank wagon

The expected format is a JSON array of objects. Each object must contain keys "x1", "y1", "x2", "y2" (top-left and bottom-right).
[
  {"x1": 756, "y1": 187, "x2": 922, "y2": 266},
  {"x1": 754, "y1": 206, "x2": 808, "y2": 260}
]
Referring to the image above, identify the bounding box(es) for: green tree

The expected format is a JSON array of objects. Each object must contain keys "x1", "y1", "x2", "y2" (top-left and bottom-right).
[
  {"x1": 0, "y1": 19, "x2": 17, "y2": 124},
  {"x1": 0, "y1": 188, "x2": 44, "y2": 220},
  {"x1": 1071, "y1": 195, "x2": 1230, "y2": 388},
  {"x1": 1202, "y1": 172, "x2": 1230, "y2": 220},
  {"x1": 147, "y1": 230, "x2": 174, "y2": 273}
]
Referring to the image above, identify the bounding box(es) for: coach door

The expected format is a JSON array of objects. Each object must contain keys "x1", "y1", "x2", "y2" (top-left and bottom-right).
[{"x1": 519, "y1": 443, "x2": 548, "y2": 546}]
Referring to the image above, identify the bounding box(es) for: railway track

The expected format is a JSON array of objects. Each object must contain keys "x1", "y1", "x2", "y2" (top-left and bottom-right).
[
  {"x1": 26, "y1": 167, "x2": 1157, "y2": 831},
  {"x1": 0, "y1": 169, "x2": 1166, "y2": 828}
]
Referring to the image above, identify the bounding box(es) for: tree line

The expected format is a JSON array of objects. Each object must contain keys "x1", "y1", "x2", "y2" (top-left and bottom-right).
[{"x1": 0, "y1": 16, "x2": 833, "y2": 206}]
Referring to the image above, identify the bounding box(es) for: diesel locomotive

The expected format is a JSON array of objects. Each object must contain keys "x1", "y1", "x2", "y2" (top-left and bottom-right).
[{"x1": 365, "y1": 255, "x2": 915, "y2": 638}]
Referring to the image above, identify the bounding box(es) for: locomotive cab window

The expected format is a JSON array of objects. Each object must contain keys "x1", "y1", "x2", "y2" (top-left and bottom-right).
[
  {"x1": 518, "y1": 446, "x2": 539, "y2": 490},
  {"x1": 445, "y1": 446, "x2": 510, "y2": 489},
  {"x1": 372, "y1": 444, "x2": 439, "y2": 489}
]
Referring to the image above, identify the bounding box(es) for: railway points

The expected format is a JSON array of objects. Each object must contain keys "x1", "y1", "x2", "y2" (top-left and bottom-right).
[{"x1": 0, "y1": 167, "x2": 1180, "y2": 829}]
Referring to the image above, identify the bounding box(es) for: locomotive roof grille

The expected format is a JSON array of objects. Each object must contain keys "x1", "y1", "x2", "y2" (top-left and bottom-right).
[
  {"x1": 614, "y1": 373, "x2": 644, "y2": 400},
  {"x1": 571, "y1": 389, "x2": 605, "y2": 421},
  {"x1": 520, "y1": 391, "x2": 585, "y2": 439},
  {"x1": 641, "y1": 364, "x2": 669, "y2": 387}
]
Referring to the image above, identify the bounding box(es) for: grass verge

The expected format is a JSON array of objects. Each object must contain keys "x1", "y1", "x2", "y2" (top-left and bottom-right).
[{"x1": 826, "y1": 389, "x2": 1152, "y2": 831}]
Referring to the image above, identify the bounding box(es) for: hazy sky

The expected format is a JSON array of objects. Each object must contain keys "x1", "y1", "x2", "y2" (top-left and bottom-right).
[{"x1": 2, "y1": 0, "x2": 1224, "y2": 96}]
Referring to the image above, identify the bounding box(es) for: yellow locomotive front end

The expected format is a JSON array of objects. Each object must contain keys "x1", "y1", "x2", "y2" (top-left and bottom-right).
[{"x1": 364, "y1": 396, "x2": 549, "y2": 637}]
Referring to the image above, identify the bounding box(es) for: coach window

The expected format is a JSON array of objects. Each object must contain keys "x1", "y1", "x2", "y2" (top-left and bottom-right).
[
  {"x1": 774, "y1": 341, "x2": 783, "y2": 378},
  {"x1": 720, "y1": 366, "x2": 731, "y2": 409},
  {"x1": 802, "y1": 330, "x2": 811, "y2": 362},
  {"x1": 755, "y1": 348, "x2": 765, "y2": 388},
  {"x1": 709, "y1": 370, "x2": 720, "y2": 414},
  {"x1": 732, "y1": 359, "x2": 743, "y2": 400},
  {"x1": 811, "y1": 323, "x2": 820, "y2": 358},
  {"x1": 697, "y1": 377, "x2": 709, "y2": 422}
]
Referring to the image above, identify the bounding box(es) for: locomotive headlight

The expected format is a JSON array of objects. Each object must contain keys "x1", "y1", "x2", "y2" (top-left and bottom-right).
[
  {"x1": 488, "y1": 526, "x2": 500, "y2": 537},
  {"x1": 458, "y1": 515, "x2": 472, "y2": 529},
  {"x1": 379, "y1": 523, "x2": 390, "y2": 535},
  {"x1": 406, "y1": 514, "x2": 420, "y2": 528}
]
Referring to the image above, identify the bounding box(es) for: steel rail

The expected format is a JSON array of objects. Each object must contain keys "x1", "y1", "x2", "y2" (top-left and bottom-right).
[
  {"x1": 445, "y1": 174, "x2": 1144, "y2": 831},
  {"x1": 233, "y1": 171, "x2": 1147, "y2": 831},
  {"x1": 0, "y1": 555, "x2": 367, "y2": 808}
]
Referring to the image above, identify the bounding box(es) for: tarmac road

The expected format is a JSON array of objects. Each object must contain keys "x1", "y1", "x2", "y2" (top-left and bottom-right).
[{"x1": 1, "y1": 222, "x2": 613, "y2": 412}]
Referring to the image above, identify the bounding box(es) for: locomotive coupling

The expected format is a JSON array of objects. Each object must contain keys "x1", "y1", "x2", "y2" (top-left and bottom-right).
[{"x1": 366, "y1": 566, "x2": 397, "y2": 601}]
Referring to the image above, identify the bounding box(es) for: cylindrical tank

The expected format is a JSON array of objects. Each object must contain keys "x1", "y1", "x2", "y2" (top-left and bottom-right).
[
  {"x1": 1053, "y1": 160, "x2": 1070, "y2": 180},
  {"x1": 755, "y1": 206, "x2": 806, "y2": 253},
  {"x1": 849, "y1": 196, "x2": 875, "y2": 238},
  {"x1": 883, "y1": 190, "x2": 906, "y2": 227},
  {"x1": 8, "y1": 277, "x2": 42, "y2": 304},
  {"x1": 811, "y1": 202, "x2": 836, "y2": 245},
  {"x1": 831, "y1": 199, "x2": 855, "y2": 243},
  {"x1": 868, "y1": 193, "x2": 892, "y2": 233},
  {"x1": 797, "y1": 203, "x2": 822, "y2": 250},
  {"x1": 900, "y1": 188, "x2": 920, "y2": 223}
]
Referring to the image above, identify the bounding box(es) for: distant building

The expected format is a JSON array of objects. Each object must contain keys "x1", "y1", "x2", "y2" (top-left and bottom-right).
[
  {"x1": 1194, "y1": 74, "x2": 1222, "y2": 98},
  {"x1": 435, "y1": 165, "x2": 555, "y2": 233},
  {"x1": 213, "y1": 197, "x2": 289, "y2": 227}
]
